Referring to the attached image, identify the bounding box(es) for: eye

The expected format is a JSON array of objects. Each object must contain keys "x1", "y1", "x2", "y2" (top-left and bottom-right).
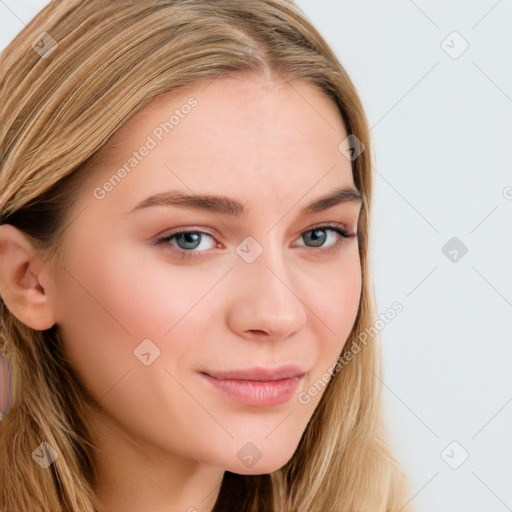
[
  {"x1": 155, "y1": 223, "x2": 354, "y2": 260},
  {"x1": 296, "y1": 224, "x2": 351, "y2": 250},
  {"x1": 157, "y1": 230, "x2": 217, "y2": 257}
]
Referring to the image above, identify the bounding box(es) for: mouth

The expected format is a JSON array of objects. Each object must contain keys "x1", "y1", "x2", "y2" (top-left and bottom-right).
[
  {"x1": 199, "y1": 365, "x2": 307, "y2": 407},
  {"x1": 202, "y1": 364, "x2": 307, "y2": 382}
]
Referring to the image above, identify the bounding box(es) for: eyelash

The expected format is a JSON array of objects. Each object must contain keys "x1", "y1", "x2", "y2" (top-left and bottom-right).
[{"x1": 155, "y1": 223, "x2": 354, "y2": 261}]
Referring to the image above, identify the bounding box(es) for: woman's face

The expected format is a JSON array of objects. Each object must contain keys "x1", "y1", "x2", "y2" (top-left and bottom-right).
[{"x1": 48, "y1": 75, "x2": 362, "y2": 475}]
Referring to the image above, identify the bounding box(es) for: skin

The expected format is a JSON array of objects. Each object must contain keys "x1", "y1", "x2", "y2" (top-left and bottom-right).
[{"x1": 0, "y1": 75, "x2": 362, "y2": 511}]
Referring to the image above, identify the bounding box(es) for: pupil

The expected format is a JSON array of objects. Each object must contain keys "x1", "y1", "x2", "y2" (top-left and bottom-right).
[
  {"x1": 306, "y1": 229, "x2": 326, "y2": 247},
  {"x1": 179, "y1": 233, "x2": 200, "y2": 249}
]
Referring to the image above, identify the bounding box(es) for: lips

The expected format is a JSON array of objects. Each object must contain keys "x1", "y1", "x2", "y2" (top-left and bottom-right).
[
  {"x1": 202, "y1": 364, "x2": 306, "y2": 382},
  {"x1": 201, "y1": 367, "x2": 305, "y2": 407}
]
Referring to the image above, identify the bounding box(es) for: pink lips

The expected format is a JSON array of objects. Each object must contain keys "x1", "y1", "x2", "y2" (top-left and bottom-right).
[{"x1": 201, "y1": 365, "x2": 306, "y2": 407}]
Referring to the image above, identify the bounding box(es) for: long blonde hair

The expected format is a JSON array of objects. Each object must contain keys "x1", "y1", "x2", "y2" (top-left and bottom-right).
[{"x1": 0, "y1": 1, "x2": 414, "y2": 510}]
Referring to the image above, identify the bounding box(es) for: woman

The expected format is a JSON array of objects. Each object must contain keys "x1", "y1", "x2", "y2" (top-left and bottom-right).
[{"x1": 0, "y1": 1, "x2": 414, "y2": 510}]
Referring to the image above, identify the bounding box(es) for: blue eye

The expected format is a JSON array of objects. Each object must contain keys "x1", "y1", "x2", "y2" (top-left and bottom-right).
[
  {"x1": 164, "y1": 231, "x2": 216, "y2": 252},
  {"x1": 298, "y1": 225, "x2": 349, "y2": 249},
  {"x1": 156, "y1": 223, "x2": 353, "y2": 260}
]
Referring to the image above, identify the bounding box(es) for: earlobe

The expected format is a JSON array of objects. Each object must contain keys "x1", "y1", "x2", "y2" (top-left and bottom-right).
[{"x1": 0, "y1": 224, "x2": 56, "y2": 331}]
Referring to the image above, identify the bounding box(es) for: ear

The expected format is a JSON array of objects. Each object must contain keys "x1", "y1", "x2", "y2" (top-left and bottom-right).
[{"x1": 0, "y1": 224, "x2": 56, "y2": 331}]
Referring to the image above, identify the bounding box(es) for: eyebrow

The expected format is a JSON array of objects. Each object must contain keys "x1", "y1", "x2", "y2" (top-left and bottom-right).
[{"x1": 127, "y1": 186, "x2": 362, "y2": 217}]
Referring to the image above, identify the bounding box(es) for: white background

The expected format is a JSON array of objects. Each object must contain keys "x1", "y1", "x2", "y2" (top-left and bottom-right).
[{"x1": 1, "y1": 1, "x2": 511, "y2": 511}]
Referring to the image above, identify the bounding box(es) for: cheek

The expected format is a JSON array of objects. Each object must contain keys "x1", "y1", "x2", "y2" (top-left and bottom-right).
[
  {"x1": 293, "y1": 252, "x2": 361, "y2": 413},
  {"x1": 308, "y1": 250, "x2": 362, "y2": 362},
  {"x1": 57, "y1": 233, "x2": 209, "y2": 337},
  {"x1": 53, "y1": 235, "x2": 222, "y2": 398}
]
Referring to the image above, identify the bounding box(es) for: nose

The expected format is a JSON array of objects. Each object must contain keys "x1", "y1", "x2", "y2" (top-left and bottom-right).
[{"x1": 225, "y1": 241, "x2": 308, "y2": 341}]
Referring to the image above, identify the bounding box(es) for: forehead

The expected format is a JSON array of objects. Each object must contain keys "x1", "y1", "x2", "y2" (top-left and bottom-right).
[{"x1": 78, "y1": 76, "x2": 355, "y2": 218}]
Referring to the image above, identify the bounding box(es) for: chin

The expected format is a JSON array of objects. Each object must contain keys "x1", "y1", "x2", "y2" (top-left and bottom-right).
[
  {"x1": 230, "y1": 463, "x2": 286, "y2": 476},
  {"x1": 222, "y1": 448, "x2": 296, "y2": 476}
]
